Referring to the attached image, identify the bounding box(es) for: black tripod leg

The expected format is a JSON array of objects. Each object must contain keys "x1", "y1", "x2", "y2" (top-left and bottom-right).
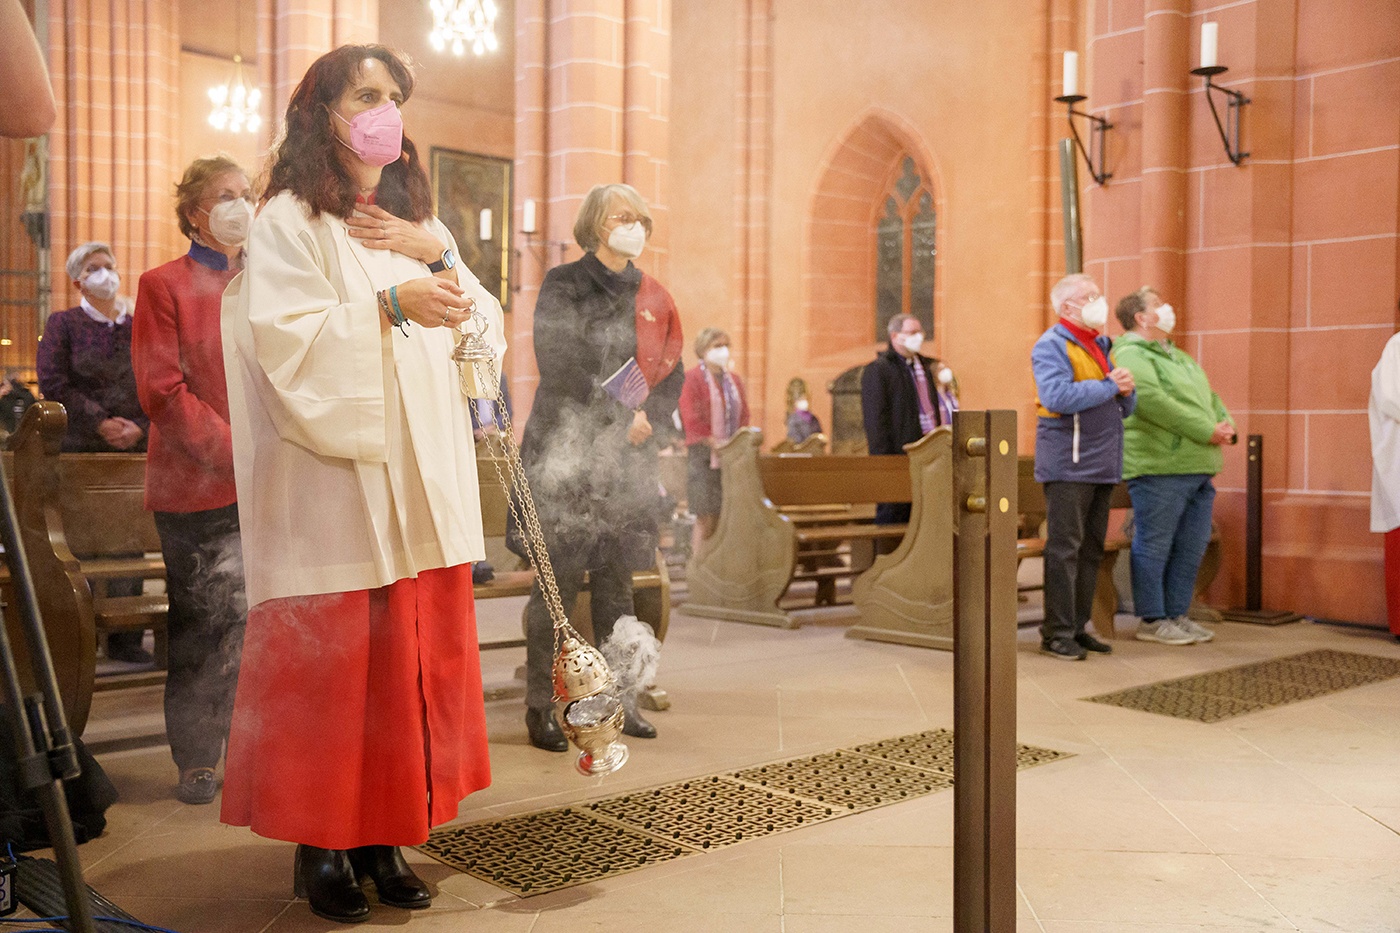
[{"x1": 0, "y1": 448, "x2": 96, "y2": 933}]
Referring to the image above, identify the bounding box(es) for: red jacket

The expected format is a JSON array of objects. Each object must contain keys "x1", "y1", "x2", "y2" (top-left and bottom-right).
[
  {"x1": 679, "y1": 364, "x2": 750, "y2": 446},
  {"x1": 132, "y1": 246, "x2": 237, "y2": 513}
]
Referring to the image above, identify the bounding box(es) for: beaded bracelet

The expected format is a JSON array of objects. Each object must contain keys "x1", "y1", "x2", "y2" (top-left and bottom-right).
[{"x1": 385, "y1": 286, "x2": 410, "y2": 337}]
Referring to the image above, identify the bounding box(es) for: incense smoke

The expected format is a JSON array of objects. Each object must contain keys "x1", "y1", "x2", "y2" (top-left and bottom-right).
[{"x1": 598, "y1": 615, "x2": 660, "y2": 699}]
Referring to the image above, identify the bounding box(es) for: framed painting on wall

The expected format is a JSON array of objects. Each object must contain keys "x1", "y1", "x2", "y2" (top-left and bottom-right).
[{"x1": 430, "y1": 147, "x2": 512, "y2": 310}]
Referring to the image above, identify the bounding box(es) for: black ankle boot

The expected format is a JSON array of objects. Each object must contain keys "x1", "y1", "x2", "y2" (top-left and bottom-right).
[
  {"x1": 348, "y1": 845, "x2": 432, "y2": 909},
  {"x1": 526, "y1": 707, "x2": 568, "y2": 752},
  {"x1": 293, "y1": 845, "x2": 370, "y2": 924},
  {"x1": 621, "y1": 701, "x2": 657, "y2": 739}
]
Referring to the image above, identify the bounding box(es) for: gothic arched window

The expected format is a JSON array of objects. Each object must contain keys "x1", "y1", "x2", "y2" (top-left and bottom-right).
[{"x1": 874, "y1": 157, "x2": 936, "y2": 342}]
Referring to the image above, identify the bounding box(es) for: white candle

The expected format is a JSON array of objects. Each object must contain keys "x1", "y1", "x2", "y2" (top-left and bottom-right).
[
  {"x1": 479, "y1": 208, "x2": 493, "y2": 241},
  {"x1": 1062, "y1": 50, "x2": 1079, "y2": 98},
  {"x1": 522, "y1": 198, "x2": 537, "y2": 233},
  {"x1": 1200, "y1": 22, "x2": 1218, "y2": 69}
]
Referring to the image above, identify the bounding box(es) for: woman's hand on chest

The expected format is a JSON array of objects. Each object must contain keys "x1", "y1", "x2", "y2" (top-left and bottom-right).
[{"x1": 346, "y1": 204, "x2": 443, "y2": 266}]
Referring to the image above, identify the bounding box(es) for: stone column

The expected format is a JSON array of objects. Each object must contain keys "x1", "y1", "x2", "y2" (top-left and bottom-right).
[
  {"x1": 733, "y1": 0, "x2": 771, "y2": 431},
  {"x1": 46, "y1": 0, "x2": 181, "y2": 313},
  {"x1": 258, "y1": 0, "x2": 377, "y2": 142},
  {"x1": 623, "y1": 0, "x2": 670, "y2": 280},
  {"x1": 1139, "y1": 0, "x2": 1189, "y2": 306},
  {"x1": 512, "y1": 0, "x2": 672, "y2": 420}
]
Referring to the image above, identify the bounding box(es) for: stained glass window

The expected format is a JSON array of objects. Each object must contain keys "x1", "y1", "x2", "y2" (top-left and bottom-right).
[{"x1": 873, "y1": 157, "x2": 936, "y2": 342}]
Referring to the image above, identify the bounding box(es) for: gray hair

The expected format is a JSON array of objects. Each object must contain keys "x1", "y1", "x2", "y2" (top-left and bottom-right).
[
  {"x1": 573, "y1": 183, "x2": 653, "y2": 252},
  {"x1": 1050, "y1": 273, "x2": 1097, "y2": 316},
  {"x1": 886, "y1": 313, "x2": 920, "y2": 337},
  {"x1": 65, "y1": 242, "x2": 115, "y2": 281}
]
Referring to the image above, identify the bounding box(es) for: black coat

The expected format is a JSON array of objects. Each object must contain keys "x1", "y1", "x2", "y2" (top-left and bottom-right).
[
  {"x1": 519, "y1": 253, "x2": 684, "y2": 571},
  {"x1": 860, "y1": 346, "x2": 945, "y2": 455}
]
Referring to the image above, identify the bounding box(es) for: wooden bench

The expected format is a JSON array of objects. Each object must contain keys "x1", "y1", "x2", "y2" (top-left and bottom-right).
[
  {"x1": 770, "y1": 433, "x2": 828, "y2": 454},
  {"x1": 2, "y1": 402, "x2": 168, "y2": 736},
  {"x1": 1015, "y1": 455, "x2": 1221, "y2": 637},
  {"x1": 683, "y1": 427, "x2": 913, "y2": 628},
  {"x1": 472, "y1": 456, "x2": 671, "y2": 707}
]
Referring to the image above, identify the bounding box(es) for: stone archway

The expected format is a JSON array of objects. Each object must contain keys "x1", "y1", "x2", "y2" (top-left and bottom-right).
[{"x1": 802, "y1": 110, "x2": 942, "y2": 453}]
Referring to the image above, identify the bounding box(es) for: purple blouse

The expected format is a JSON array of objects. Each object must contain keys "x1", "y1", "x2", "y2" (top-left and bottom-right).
[{"x1": 36, "y1": 305, "x2": 149, "y2": 452}]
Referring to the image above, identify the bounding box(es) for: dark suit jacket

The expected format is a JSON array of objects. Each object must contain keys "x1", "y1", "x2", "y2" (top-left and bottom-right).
[{"x1": 860, "y1": 346, "x2": 944, "y2": 455}]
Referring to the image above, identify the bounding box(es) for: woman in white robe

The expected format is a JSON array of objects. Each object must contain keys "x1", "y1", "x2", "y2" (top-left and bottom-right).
[{"x1": 218, "y1": 44, "x2": 505, "y2": 924}]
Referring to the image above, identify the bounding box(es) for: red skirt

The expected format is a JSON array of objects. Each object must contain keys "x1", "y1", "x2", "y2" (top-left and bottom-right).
[{"x1": 220, "y1": 564, "x2": 491, "y2": 848}]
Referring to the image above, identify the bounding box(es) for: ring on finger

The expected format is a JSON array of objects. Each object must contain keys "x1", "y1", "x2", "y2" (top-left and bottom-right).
[{"x1": 442, "y1": 312, "x2": 451, "y2": 325}]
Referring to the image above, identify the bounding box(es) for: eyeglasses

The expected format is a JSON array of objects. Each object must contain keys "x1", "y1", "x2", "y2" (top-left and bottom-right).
[{"x1": 605, "y1": 212, "x2": 644, "y2": 226}]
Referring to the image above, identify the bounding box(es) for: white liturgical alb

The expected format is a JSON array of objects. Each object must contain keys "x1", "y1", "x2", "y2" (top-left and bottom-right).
[{"x1": 222, "y1": 192, "x2": 507, "y2": 607}]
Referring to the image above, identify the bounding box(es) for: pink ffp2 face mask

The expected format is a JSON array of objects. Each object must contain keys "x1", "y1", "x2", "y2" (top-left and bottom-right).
[{"x1": 333, "y1": 100, "x2": 403, "y2": 168}]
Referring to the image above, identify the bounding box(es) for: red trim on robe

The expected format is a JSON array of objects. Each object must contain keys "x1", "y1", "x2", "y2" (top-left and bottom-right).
[
  {"x1": 1386, "y1": 528, "x2": 1400, "y2": 636},
  {"x1": 220, "y1": 564, "x2": 490, "y2": 848}
]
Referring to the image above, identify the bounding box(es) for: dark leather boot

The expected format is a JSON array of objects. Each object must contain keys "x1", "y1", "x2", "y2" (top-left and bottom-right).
[
  {"x1": 526, "y1": 707, "x2": 568, "y2": 752},
  {"x1": 621, "y1": 701, "x2": 657, "y2": 739},
  {"x1": 293, "y1": 845, "x2": 370, "y2": 924},
  {"x1": 348, "y1": 845, "x2": 432, "y2": 909}
]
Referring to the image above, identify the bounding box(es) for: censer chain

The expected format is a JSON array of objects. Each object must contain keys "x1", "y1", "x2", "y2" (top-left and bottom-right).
[{"x1": 464, "y1": 354, "x2": 581, "y2": 658}]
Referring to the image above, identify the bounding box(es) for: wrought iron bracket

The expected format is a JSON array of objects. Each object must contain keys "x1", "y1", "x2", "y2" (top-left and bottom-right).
[
  {"x1": 1192, "y1": 65, "x2": 1250, "y2": 165},
  {"x1": 1053, "y1": 94, "x2": 1112, "y2": 185}
]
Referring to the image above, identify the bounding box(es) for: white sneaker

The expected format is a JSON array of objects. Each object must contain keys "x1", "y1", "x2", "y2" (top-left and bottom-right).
[
  {"x1": 1175, "y1": 615, "x2": 1215, "y2": 643},
  {"x1": 1135, "y1": 617, "x2": 1196, "y2": 645}
]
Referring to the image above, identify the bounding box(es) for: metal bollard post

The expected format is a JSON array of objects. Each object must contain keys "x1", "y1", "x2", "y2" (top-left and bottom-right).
[{"x1": 952, "y1": 410, "x2": 1018, "y2": 933}]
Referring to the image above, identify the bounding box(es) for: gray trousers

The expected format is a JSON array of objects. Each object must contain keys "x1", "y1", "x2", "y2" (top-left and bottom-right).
[
  {"x1": 1040, "y1": 481, "x2": 1114, "y2": 643},
  {"x1": 524, "y1": 561, "x2": 635, "y2": 710}
]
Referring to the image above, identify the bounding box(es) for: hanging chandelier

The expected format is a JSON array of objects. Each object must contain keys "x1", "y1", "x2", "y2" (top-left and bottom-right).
[
  {"x1": 429, "y1": 0, "x2": 500, "y2": 56},
  {"x1": 208, "y1": 54, "x2": 262, "y2": 134}
]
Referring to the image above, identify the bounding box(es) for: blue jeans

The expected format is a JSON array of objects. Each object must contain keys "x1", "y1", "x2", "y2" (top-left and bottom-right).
[{"x1": 1127, "y1": 474, "x2": 1216, "y2": 620}]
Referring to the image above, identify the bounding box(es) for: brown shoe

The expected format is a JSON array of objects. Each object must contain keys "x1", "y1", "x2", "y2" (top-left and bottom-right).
[{"x1": 175, "y1": 767, "x2": 218, "y2": 805}]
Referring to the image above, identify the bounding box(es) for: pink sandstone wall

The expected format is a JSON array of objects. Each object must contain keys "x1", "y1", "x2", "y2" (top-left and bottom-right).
[
  {"x1": 669, "y1": 0, "x2": 1043, "y2": 449},
  {"x1": 1081, "y1": 0, "x2": 1400, "y2": 624}
]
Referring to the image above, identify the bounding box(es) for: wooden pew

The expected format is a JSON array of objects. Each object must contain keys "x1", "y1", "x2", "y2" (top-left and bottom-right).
[
  {"x1": 2, "y1": 402, "x2": 168, "y2": 736},
  {"x1": 770, "y1": 433, "x2": 828, "y2": 454},
  {"x1": 683, "y1": 427, "x2": 910, "y2": 628},
  {"x1": 1015, "y1": 455, "x2": 1221, "y2": 636},
  {"x1": 846, "y1": 429, "x2": 955, "y2": 648}
]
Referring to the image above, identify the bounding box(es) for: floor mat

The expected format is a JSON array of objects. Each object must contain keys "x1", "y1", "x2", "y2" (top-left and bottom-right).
[
  {"x1": 419, "y1": 727, "x2": 1071, "y2": 897},
  {"x1": 1082, "y1": 649, "x2": 1400, "y2": 723}
]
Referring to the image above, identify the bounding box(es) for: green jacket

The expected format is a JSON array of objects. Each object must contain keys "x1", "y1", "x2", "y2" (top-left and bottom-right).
[{"x1": 1110, "y1": 332, "x2": 1233, "y2": 480}]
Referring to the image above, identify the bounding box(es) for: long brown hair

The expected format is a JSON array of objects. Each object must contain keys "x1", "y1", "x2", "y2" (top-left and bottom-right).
[{"x1": 262, "y1": 44, "x2": 432, "y2": 222}]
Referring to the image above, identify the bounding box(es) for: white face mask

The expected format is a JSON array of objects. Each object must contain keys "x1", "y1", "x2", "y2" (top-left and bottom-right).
[
  {"x1": 1153, "y1": 303, "x2": 1176, "y2": 334},
  {"x1": 937, "y1": 366, "x2": 954, "y2": 386},
  {"x1": 899, "y1": 332, "x2": 925, "y2": 354},
  {"x1": 794, "y1": 398, "x2": 810, "y2": 411},
  {"x1": 607, "y1": 221, "x2": 647, "y2": 259},
  {"x1": 203, "y1": 199, "x2": 254, "y2": 248},
  {"x1": 705, "y1": 345, "x2": 730, "y2": 368},
  {"x1": 1079, "y1": 295, "x2": 1109, "y2": 330},
  {"x1": 82, "y1": 267, "x2": 120, "y2": 301}
]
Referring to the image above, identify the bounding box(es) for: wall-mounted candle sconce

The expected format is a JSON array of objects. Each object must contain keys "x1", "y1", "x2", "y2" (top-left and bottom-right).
[
  {"x1": 1190, "y1": 22, "x2": 1250, "y2": 165},
  {"x1": 1054, "y1": 51, "x2": 1113, "y2": 185},
  {"x1": 514, "y1": 198, "x2": 571, "y2": 290}
]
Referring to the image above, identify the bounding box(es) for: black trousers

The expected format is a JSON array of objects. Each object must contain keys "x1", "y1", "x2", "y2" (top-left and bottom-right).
[
  {"x1": 153, "y1": 504, "x2": 246, "y2": 772},
  {"x1": 1040, "y1": 481, "x2": 1114, "y2": 643},
  {"x1": 524, "y1": 560, "x2": 635, "y2": 710}
]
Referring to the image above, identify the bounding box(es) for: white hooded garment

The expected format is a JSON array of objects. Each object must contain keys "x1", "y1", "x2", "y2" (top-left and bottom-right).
[{"x1": 221, "y1": 192, "x2": 507, "y2": 608}]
